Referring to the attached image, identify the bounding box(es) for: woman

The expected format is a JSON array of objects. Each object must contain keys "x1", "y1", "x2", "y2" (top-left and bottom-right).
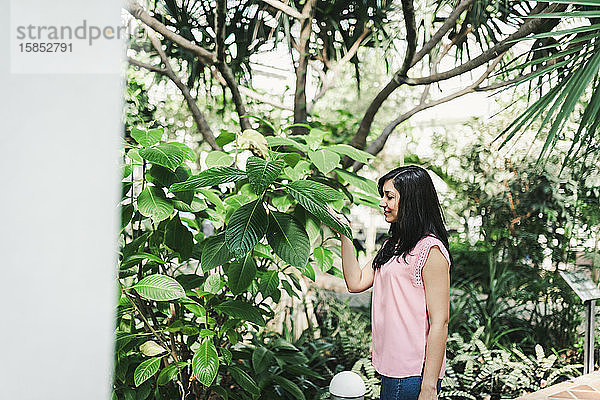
[{"x1": 338, "y1": 165, "x2": 451, "y2": 400}]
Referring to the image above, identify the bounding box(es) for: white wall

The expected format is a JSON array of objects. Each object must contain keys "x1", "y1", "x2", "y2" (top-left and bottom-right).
[{"x1": 0, "y1": 1, "x2": 122, "y2": 399}]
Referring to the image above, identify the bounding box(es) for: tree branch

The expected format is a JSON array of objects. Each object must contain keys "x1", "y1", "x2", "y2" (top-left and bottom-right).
[
  {"x1": 352, "y1": 55, "x2": 506, "y2": 171},
  {"x1": 307, "y1": 28, "x2": 370, "y2": 113},
  {"x1": 402, "y1": 2, "x2": 565, "y2": 85},
  {"x1": 130, "y1": 29, "x2": 220, "y2": 150},
  {"x1": 125, "y1": 0, "x2": 250, "y2": 131},
  {"x1": 293, "y1": 0, "x2": 317, "y2": 133},
  {"x1": 410, "y1": 0, "x2": 476, "y2": 68},
  {"x1": 399, "y1": 0, "x2": 418, "y2": 78},
  {"x1": 261, "y1": 0, "x2": 307, "y2": 19},
  {"x1": 348, "y1": 2, "x2": 565, "y2": 158}
]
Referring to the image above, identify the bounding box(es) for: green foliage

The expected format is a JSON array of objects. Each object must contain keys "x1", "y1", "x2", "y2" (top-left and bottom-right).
[
  {"x1": 441, "y1": 327, "x2": 581, "y2": 399},
  {"x1": 114, "y1": 122, "x2": 377, "y2": 399}
]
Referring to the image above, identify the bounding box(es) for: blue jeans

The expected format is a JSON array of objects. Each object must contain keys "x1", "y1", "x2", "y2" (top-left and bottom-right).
[{"x1": 380, "y1": 375, "x2": 442, "y2": 400}]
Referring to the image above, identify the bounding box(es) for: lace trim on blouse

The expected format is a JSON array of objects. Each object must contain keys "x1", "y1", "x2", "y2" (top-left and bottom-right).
[{"x1": 411, "y1": 236, "x2": 451, "y2": 287}]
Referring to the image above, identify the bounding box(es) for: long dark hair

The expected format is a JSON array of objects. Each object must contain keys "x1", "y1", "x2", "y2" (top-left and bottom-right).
[{"x1": 372, "y1": 165, "x2": 450, "y2": 269}]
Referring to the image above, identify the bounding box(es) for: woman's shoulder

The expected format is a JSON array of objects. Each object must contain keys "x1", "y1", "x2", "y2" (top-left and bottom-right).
[{"x1": 414, "y1": 235, "x2": 451, "y2": 267}]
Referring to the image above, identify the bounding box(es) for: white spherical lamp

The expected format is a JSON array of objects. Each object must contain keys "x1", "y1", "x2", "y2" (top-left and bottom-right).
[{"x1": 329, "y1": 371, "x2": 366, "y2": 399}]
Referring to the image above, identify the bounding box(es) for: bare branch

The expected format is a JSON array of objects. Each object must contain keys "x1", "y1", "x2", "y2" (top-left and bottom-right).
[
  {"x1": 127, "y1": 57, "x2": 166, "y2": 74},
  {"x1": 348, "y1": 2, "x2": 565, "y2": 157},
  {"x1": 215, "y1": 0, "x2": 226, "y2": 63},
  {"x1": 352, "y1": 55, "x2": 505, "y2": 171},
  {"x1": 402, "y1": 3, "x2": 565, "y2": 85},
  {"x1": 261, "y1": 0, "x2": 307, "y2": 19},
  {"x1": 131, "y1": 29, "x2": 220, "y2": 150},
  {"x1": 398, "y1": 0, "x2": 418, "y2": 78},
  {"x1": 293, "y1": 0, "x2": 317, "y2": 132},
  {"x1": 125, "y1": 0, "x2": 250, "y2": 131},
  {"x1": 124, "y1": 0, "x2": 214, "y2": 65},
  {"x1": 307, "y1": 28, "x2": 370, "y2": 113},
  {"x1": 410, "y1": 0, "x2": 476, "y2": 68}
]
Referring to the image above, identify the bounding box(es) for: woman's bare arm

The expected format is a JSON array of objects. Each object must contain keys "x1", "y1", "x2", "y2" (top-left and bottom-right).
[
  {"x1": 420, "y1": 246, "x2": 450, "y2": 399},
  {"x1": 339, "y1": 234, "x2": 375, "y2": 293}
]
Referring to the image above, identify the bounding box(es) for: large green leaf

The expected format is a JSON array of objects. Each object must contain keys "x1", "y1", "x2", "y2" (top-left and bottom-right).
[
  {"x1": 226, "y1": 253, "x2": 257, "y2": 294},
  {"x1": 225, "y1": 200, "x2": 268, "y2": 258},
  {"x1": 192, "y1": 338, "x2": 219, "y2": 386},
  {"x1": 229, "y1": 365, "x2": 260, "y2": 396},
  {"x1": 308, "y1": 149, "x2": 340, "y2": 174},
  {"x1": 137, "y1": 186, "x2": 173, "y2": 222},
  {"x1": 266, "y1": 136, "x2": 308, "y2": 152},
  {"x1": 203, "y1": 273, "x2": 222, "y2": 294},
  {"x1": 215, "y1": 299, "x2": 265, "y2": 326},
  {"x1": 157, "y1": 362, "x2": 189, "y2": 386},
  {"x1": 131, "y1": 128, "x2": 163, "y2": 147},
  {"x1": 133, "y1": 357, "x2": 161, "y2": 387},
  {"x1": 168, "y1": 142, "x2": 195, "y2": 161},
  {"x1": 201, "y1": 233, "x2": 233, "y2": 272},
  {"x1": 272, "y1": 375, "x2": 306, "y2": 400},
  {"x1": 266, "y1": 211, "x2": 310, "y2": 268},
  {"x1": 148, "y1": 165, "x2": 190, "y2": 188},
  {"x1": 328, "y1": 144, "x2": 373, "y2": 164},
  {"x1": 173, "y1": 197, "x2": 207, "y2": 213},
  {"x1": 252, "y1": 346, "x2": 275, "y2": 374},
  {"x1": 139, "y1": 143, "x2": 186, "y2": 171},
  {"x1": 258, "y1": 270, "x2": 280, "y2": 298},
  {"x1": 313, "y1": 247, "x2": 334, "y2": 272},
  {"x1": 335, "y1": 168, "x2": 379, "y2": 196},
  {"x1": 246, "y1": 156, "x2": 285, "y2": 195},
  {"x1": 133, "y1": 274, "x2": 186, "y2": 301},
  {"x1": 170, "y1": 167, "x2": 247, "y2": 192},
  {"x1": 287, "y1": 180, "x2": 344, "y2": 202},
  {"x1": 165, "y1": 215, "x2": 194, "y2": 260},
  {"x1": 285, "y1": 181, "x2": 351, "y2": 238},
  {"x1": 206, "y1": 151, "x2": 234, "y2": 167}
]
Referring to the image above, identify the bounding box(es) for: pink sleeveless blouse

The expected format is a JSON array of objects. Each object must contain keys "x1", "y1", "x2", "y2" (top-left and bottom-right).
[{"x1": 371, "y1": 236, "x2": 451, "y2": 378}]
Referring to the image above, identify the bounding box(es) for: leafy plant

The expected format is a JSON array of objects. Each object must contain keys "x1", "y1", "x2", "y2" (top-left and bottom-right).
[
  {"x1": 114, "y1": 122, "x2": 376, "y2": 399},
  {"x1": 442, "y1": 327, "x2": 581, "y2": 400}
]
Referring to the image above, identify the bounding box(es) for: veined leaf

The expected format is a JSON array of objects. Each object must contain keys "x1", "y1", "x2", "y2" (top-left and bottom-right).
[
  {"x1": 168, "y1": 142, "x2": 195, "y2": 161},
  {"x1": 285, "y1": 181, "x2": 351, "y2": 237},
  {"x1": 139, "y1": 341, "x2": 167, "y2": 357},
  {"x1": 173, "y1": 197, "x2": 207, "y2": 213},
  {"x1": 192, "y1": 338, "x2": 219, "y2": 386},
  {"x1": 313, "y1": 247, "x2": 334, "y2": 273},
  {"x1": 226, "y1": 253, "x2": 257, "y2": 294},
  {"x1": 201, "y1": 233, "x2": 233, "y2": 272},
  {"x1": 266, "y1": 211, "x2": 310, "y2": 268},
  {"x1": 206, "y1": 151, "x2": 234, "y2": 167},
  {"x1": 308, "y1": 149, "x2": 340, "y2": 174},
  {"x1": 229, "y1": 365, "x2": 260, "y2": 396},
  {"x1": 252, "y1": 346, "x2": 275, "y2": 374},
  {"x1": 328, "y1": 144, "x2": 373, "y2": 164},
  {"x1": 225, "y1": 200, "x2": 268, "y2": 259},
  {"x1": 335, "y1": 168, "x2": 379, "y2": 196},
  {"x1": 301, "y1": 261, "x2": 316, "y2": 281},
  {"x1": 134, "y1": 357, "x2": 161, "y2": 387},
  {"x1": 137, "y1": 186, "x2": 173, "y2": 222},
  {"x1": 272, "y1": 375, "x2": 306, "y2": 400},
  {"x1": 139, "y1": 143, "x2": 186, "y2": 171},
  {"x1": 258, "y1": 270, "x2": 280, "y2": 298},
  {"x1": 246, "y1": 156, "x2": 285, "y2": 195},
  {"x1": 131, "y1": 127, "x2": 163, "y2": 147},
  {"x1": 170, "y1": 167, "x2": 246, "y2": 192},
  {"x1": 157, "y1": 362, "x2": 189, "y2": 386},
  {"x1": 215, "y1": 130, "x2": 236, "y2": 147},
  {"x1": 287, "y1": 180, "x2": 344, "y2": 202},
  {"x1": 133, "y1": 274, "x2": 186, "y2": 301},
  {"x1": 215, "y1": 299, "x2": 265, "y2": 326},
  {"x1": 203, "y1": 273, "x2": 222, "y2": 294},
  {"x1": 267, "y1": 136, "x2": 308, "y2": 152}
]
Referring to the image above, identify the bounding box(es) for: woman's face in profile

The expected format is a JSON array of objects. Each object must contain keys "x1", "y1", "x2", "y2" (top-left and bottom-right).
[{"x1": 379, "y1": 179, "x2": 400, "y2": 223}]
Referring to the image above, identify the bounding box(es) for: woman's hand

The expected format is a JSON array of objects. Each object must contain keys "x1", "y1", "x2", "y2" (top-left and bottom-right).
[{"x1": 418, "y1": 385, "x2": 437, "y2": 400}]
